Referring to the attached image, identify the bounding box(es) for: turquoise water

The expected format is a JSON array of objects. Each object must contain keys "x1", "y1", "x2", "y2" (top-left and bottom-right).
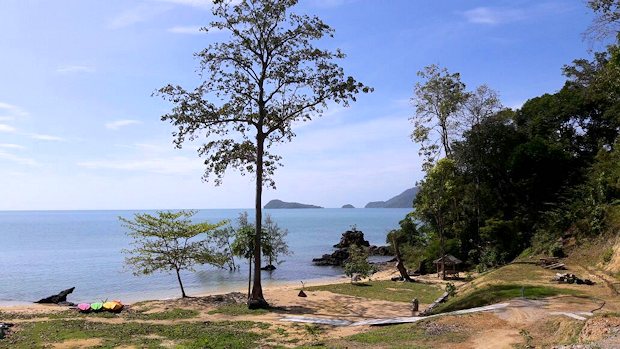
[{"x1": 0, "y1": 208, "x2": 410, "y2": 305}]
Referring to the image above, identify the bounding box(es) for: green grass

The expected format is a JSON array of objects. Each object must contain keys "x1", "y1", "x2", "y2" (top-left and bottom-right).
[
  {"x1": 432, "y1": 284, "x2": 580, "y2": 314},
  {"x1": 0, "y1": 319, "x2": 267, "y2": 349},
  {"x1": 126, "y1": 308, "x2": 199, "y2": 320},
  {"x1": 305, "y1": 281, "x2": 443, "y2": 303},
  {"x1": 207, "y1": 303, "x2": 269, "y2": 316},
  {"x1": 302, "y1": 320, "x2": 467, "y2": 349}
]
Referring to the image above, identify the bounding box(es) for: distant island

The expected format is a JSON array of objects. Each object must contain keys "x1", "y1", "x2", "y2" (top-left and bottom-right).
[
  {"x1": 264, "y1": 199, "x2": 323, "y2": 209},
  {"x1": 365, "y1": 187, "x2": 419, "y2": 208},
  {"x1": 341, "y1": 204, "x2": 355, "y2": 208}
]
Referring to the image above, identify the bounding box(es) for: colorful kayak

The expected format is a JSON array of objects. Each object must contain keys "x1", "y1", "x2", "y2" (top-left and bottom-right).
[
  {"x1": 90, "y1": 302, "x2": 103, "y2": 311},
  {"x1": 102, "y1": 301, "x2": 123, "y2": 312},
  {"x1": 77, "y1": 303, "x2": 91, "y2": 312}
]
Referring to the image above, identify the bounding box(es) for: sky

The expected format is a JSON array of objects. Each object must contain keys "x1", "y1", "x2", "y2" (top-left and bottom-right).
[{"x1": 0, "y1": 0, "x2": 599, "y2": 210}]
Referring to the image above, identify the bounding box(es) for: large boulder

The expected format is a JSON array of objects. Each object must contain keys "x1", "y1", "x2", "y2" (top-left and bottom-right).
[
  {"x1": 312, "y1": 249, "x2": 350, "y2": 266},
  {"x1": 333, "y1": 230, "x2": 370, "y2": 248}
]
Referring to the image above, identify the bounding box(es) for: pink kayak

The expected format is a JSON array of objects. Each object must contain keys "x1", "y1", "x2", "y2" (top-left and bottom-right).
[{"x1": 77, "y1": 303, "x2": 91, "y2": 312}]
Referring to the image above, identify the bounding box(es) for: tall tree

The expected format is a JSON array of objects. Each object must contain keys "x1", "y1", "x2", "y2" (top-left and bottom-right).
[
  {"x1": 157, "y1": 0, "x2": 369, "y2": 308},
  {"x1": 413, "y1": 158, "x2": 463, "y2": 279},
  {"x1": 120, "y1": 211, "x2": 227, "y2": 298},
  {"x1": 411, "y1": 64, "x2": 467, "y2": 170}
]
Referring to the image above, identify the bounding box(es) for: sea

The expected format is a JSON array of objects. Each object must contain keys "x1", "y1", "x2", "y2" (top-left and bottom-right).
[{"x1": 0, "y1": 208, "x2": 411, "y2": 305}]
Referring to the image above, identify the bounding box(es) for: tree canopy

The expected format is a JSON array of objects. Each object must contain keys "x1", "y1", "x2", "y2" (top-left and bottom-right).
[{"x1": 121, "y1": 210, "x2": 227, "y2": 298}]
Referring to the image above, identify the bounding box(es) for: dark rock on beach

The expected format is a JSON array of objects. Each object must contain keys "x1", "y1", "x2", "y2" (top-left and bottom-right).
[
  {"x1": 261, "y1": 264, "x2": 276, "y2": 271},
  {"x1": 35, "y1": 287, "x2": 75, "y2": 304},
  {"x1": 368, "y1": 245, "x2": 392, "y2": 256}
]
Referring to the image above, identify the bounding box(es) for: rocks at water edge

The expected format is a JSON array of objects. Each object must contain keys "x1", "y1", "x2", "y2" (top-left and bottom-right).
[
  {"x1": 333, "y1": 229, "x2": 370, "y2": 248},
  {"x1": 312, "y1": 229, "x2": 393, "y2": 266},
  {"x1": 35, "y1": 287, "x2": 75, "y2": 304}
]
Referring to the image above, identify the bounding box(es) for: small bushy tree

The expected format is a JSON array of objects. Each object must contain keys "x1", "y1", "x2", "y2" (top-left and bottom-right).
[
  {"x1": 262, "y1": 214, "x2": 291, "y2": 269},
  {"x1": 343, "y1": 245, "x2": 376, "y2": 284},
  {"x1": 121, "y1": 210, "x2": 227, "y2": 298}
]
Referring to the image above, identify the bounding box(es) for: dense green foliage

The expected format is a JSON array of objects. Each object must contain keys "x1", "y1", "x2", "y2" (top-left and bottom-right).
[{"x1": 399, "y1": 40, "x2": 620, "y2": 272}]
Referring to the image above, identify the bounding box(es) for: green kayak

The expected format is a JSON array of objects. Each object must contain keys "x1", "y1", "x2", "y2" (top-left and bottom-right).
[{"x1": 90, "y1": 302, "x2": 103, "y2": 311}]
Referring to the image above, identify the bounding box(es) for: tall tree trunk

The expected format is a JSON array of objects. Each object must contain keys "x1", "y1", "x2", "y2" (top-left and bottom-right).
[
  {"x1": 175, "y1": 268, "x2": 187, "y2": 298},
  {"x1": 247, "y1": 257, "x2": 252, "y2": 299},
  {"x1": 250, "y1": 135, "x2": 268, "y2": 308},
  {"x1": 392, "y1": 236, "x2": 413, "y2": 282}
]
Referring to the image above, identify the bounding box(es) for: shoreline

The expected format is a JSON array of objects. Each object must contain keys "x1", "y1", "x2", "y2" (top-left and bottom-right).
[{"x1": 0, "y1": 273, "x2": 353, "y2": 311}]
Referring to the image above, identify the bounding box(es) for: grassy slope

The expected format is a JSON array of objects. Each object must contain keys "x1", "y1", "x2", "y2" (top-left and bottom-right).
[
  {"x1": 306, "y1": 280, "x2": 443, "y2": 304},
  {"x1": 432, "y1": 263, "x2": 582, "y2": 313}
]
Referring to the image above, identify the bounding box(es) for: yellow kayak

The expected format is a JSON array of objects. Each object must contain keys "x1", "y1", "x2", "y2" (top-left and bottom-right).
[{"x1": 102, "y1": 300, "x2": 123, "y2": 312}]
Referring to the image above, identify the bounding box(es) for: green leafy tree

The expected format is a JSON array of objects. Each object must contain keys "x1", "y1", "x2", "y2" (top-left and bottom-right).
[
  {"x1": 586, "y1": 0, "x2": 620, "y2": 41},
  {"x1": 120, "y1": 211, "x2": 227, "y2": 298},
  {"x1": 414, "y1": 158, "x2": 463, "y2": 279},
  {"x1": 262, "y1": 214, "x2": 291, "y2": 269},
  {"x1": 411, "y1": 64, "x2": 467, "y2": 169},
  {"x1": 343, "y1": 245, "x2": 376, "y2": 284},
  {"x1": 230, "y1": 211, "x2": 256, "y2": 299},
  {"x1": 213, "y1": 224, "x2": 238, "y2": 271},
  {"x1": 157, "y1": 0, "x2": 370, "y2": 308}
]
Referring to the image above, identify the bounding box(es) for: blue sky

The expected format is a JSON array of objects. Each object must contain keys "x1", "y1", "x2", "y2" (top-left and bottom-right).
[{"x1": 0, "y1": 0, "x2": 597, "y2": 210}]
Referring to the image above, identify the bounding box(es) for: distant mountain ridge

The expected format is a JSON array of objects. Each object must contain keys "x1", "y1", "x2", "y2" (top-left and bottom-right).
[
  {"x1": 264, "y1": 199, "x2": 323, "y2": 209},
  {"x1": 364, "y1": 187, "x2": 418, "y2": 208}
]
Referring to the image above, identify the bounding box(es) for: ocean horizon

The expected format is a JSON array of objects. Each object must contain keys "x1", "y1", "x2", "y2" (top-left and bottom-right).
[{"x1": 0, "y1": 208, "x2": 410, "y2": 305}]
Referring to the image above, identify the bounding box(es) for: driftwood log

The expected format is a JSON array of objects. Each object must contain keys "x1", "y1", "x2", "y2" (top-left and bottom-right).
[{"x1": 35, "y1": 287, "x2": 75, "y2": 304}]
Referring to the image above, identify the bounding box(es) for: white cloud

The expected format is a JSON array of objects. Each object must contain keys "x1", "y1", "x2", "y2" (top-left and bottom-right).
[
  {"x1": 154, "y1": 0, "x2": 214, "y2": 8},
  {"x1": 0, "y1": 143, "x2": 26, "y2": 150},
  {"x1": 0, "y1": 102, "x2": 28, "y2": 121},
  {"x1": 463, "y1": 3, "x2": 572, "y2": 25},
  {"x1": 108, "y1": 4, "x2": 170, "y2": 29},
  {"x1": 105, "y1": 119, "x2": 142, "y2": 130},
  {"x1": 56, "y1": 65, "x2": 95, "y2": 74},
  {"x1": 463, "y1": 7, "x2": 525, "y2": 25},
  {"x1": 27, "y1": 133, "x2": 65, "y2": 141},
  {"x1": 168, "y1": 25, "x2": 221, "y2": 35},
  {"x1": 0, "y1": 150, "x2": 38, "y2": 166},
  {"x1": 0, "y1": 124, "x2": 17, "y2": 133},
  {"x1": 78, "y1": 156, "x2": 202, "y2": 175}
]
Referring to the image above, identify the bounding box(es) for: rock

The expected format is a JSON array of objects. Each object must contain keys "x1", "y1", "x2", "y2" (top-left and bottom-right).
[
  {"x1": 35, "y1": 287, "x2": 75, "y2": 304},
  {"x1": 261, "y1": 264, "x2": 276, "y2": 271},
  {"x1": 341, "y1": 204, "x2": 355, "y2": 208},
  {"x1": 368, "y1": 245, "x2": 392, "y2": 256},
  {"x1": 298, "y1": 290, "x2": 307, "y2": 297},
  {"x1": 312, "y1": 249, "x2": 350, "y2": 266},
  {"x1": 333, "y1": 230, "x2": 369, "y2": 248}
]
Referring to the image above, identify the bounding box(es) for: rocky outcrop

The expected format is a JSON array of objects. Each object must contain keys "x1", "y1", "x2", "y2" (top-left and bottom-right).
[
  {"x1": 333, "y1": 229, "x2": 370, "y2": 248},
  {"x1": 313, "y1": 229, "x2": 393, "y2": 266},
  {"x1": 369, "y1": 245, "x2": 392, "y2": 256},
  {"x1": 264, "y1": 199, "x2": 322, "y2": 209}
]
